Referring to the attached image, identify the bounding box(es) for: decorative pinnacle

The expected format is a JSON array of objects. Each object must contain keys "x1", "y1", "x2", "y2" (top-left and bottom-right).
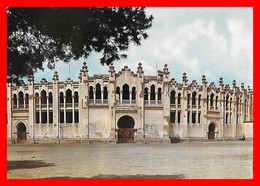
[
  {"x1": 28, "y1": 75, "x2": 34, "y2": 82},
  {"x1": 202, "y1": 75, "x2": 206, "y2": 83},
  {"x1": 219, "y1": 77, "x2": 223, "y2": 85},
  {"x1": 137, "y1": 62, "x2": 144, "y2": 74},
  {"x1": 82, "y1": 62, "x2": 88, "y2": 73},
  {"x1": 52, "y1": 71, "x2": 59, "y2": 81},
  {"x1": 232, "y1": 80, "x2": 236, "y2": 88},
  {"x1": 182, "y1": 72, "x2": 188, "y2": 84},
  {"x1": 241, "y1": 82, "x2": 245, "y2": 90},
  {"x1": 163, "y1": 64, "x2": 169, "y2": 74}
]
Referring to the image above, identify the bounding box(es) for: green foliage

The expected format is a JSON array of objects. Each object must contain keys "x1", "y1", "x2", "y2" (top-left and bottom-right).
[{"x1": 8, "y1": 7, "x2": 153, "y2": 81}]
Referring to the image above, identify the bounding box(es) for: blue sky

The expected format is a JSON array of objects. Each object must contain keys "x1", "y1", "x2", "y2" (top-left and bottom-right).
[{"x1": 34, "y1": 7, "x2": 253, "y2": 88}]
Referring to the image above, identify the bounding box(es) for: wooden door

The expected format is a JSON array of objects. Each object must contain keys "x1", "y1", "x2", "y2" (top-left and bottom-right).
[
  {"x1": 118, "y1": 128, "x2": 135, "y2": 143},
  {"x1": 17, "y1": 132, "x2": 27, "y2": 143},
  {"x1": 208, "y1": 132, "x2": 215, "y2": 140}
]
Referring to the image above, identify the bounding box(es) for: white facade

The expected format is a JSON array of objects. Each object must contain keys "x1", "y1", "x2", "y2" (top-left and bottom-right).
[{"x1": 7, "y1": 62, "x2": 253, "y2": 143}]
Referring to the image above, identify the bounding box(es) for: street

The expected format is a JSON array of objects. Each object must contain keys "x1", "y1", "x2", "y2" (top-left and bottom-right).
[{"x1": 7, "y1": 140, "x2": 253, "y2": 179}]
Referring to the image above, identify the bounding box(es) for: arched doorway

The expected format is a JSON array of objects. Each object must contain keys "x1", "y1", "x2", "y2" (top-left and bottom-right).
[
  {"x1": 208, "y1": 123, "x2": 215, "y2": 140},
  {"x1": 117, "y1": 115, "x2": 136, "y2": 143},
  {"x1": 17, "y1": 122, "x2": 27, "y2": 143}
]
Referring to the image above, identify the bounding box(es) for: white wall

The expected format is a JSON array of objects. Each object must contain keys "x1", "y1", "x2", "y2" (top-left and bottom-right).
[
  {"x1": 169, "y1": 124, "x2": 183, "y2": 138},
  {"x1": 89, "y1": 108, "x2": 111, "y2": 138},
  {"x1": 243, "y1": 122, "x2": 253, "y2": 138},
  {"x1": 144, "y1": 109, "x2": 163, "y2": 139},
  {"x1": 223, "y1": 125, "x2": 236, "y2": 138},
  {"x1": 187, "y1": 124, "x2": 206, "y2": 138}
]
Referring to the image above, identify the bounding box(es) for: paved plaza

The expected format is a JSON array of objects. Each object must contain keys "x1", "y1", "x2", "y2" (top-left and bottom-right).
[{"x1": 7, "y1": 140, "x2": 253, "y2": 179}]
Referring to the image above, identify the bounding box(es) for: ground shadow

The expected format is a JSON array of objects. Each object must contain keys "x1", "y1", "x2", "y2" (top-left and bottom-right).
[
  {"x1": 91, "y1": 174, "x2": 186, "y2": 179},
  {"x1": 170, "y1": 137, "x2": 181, "y2": 143},
  {"x1": 43, "y1": 174, "x2": 185, "y2": 179},
  {"x1": 8, "y1": 160, "x2": 55, "y2": 171}
]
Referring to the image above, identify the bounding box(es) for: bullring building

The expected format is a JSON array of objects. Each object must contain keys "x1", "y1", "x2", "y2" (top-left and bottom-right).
[{"x1": 7, "y1": 62, "x2": 253, "y2": 143}]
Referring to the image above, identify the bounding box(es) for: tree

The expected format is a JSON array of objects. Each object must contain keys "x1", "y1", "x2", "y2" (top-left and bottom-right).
[{"x1": 7, "y1": 7, "x2": 153, "y2": 82}]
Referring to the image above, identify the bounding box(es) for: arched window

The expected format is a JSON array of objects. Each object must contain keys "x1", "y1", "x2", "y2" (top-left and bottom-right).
[
  {"x1": 215, "y1": 96, "x2": 218, "y2": 108},
  {"x1": 245, "y1": 98, "x2": 248, "y2": 120},
  {"x1": 66, "y1": 89, "x2": 72, "y2": 103},
  {"x1": 60, "y1": 92, "x2": 64, "y2": 103},
  {"x1": 178, "y1": 93, "x2": 181, "y2": 105},
  {"x1": 245, "y1": 98, "x2": 248, "y2": 121},
  {"x1": 192, "y1": 92, "x2": 197, "y2": 105},
  {"x1": 150, "y1": 84, "x2": 155, "y2": 100},
  {"x1": 226, "y1": 113, "x2": 229, "y2": 124},
  {"x1": 210, "y1": 93, "x2": 214, "y2": 107},
  {"x1": 60, "y1": 110, "x2": 64, "y2": 123},
  {"x1": 116, "y1": 86, "x2": 120, "y2": 100},
  {"x1": 158, "y1": 88, "x2": 162, "y2": 101},
  {"x1": 187, "y1": 93, "x2": 191, "y2": 106},
  {"x1": 25, "y1": 93, "x2": 29, "y2": 106},
  {"x1": 13, "y1": 94, "x2": 17, "y2": 108},
  {"x1": 170, "y1": 90, "x2": 176, "y2": 104},
  {"x1": 236, "y1": 97, "x2": 239, "y2": 111},
  {"x1": 132, "y1": 87, "x2": 136, "y2": 100},
  {"x1": 230, "y1": 98, "x2": 232, "y2": 110},
  {"x1": 74, "y1": 91, "x2": 79, "y2": 116},
  {"x1": 198, "y1": 94, "x2": 201, "y2": 106},
  {"x1": 48, "y1": 92, "x2": 53, "y2": 104},
  {"x1": 89, "y1": 86, "x2": 94, "y2": 99},
  {"x1": 207, "y1": 95, "x2": 209, "y2": 108},
  {"x1": 41, "y1": 111, "x2": 47, "y2": 123},
  {"x1": 103, "y1": 87, "x2": 108, "y2": 99},
  {"x1": 74, "y1": 91, "x2": 79, "y2": 105},
  {"x1": 123, "y1": 84, "x2": 129, "y2": 100},
  {"x1": 226, "y1": 95, "x2": 229, "y2": 110},
  {"x1": 144, "y1": 87, "x2": 148, "y2": 100},
  {"x1": 96, "y1": 83, "x2": 101, "y2": 99},
  {"x1": 66, "y1": 111, "x2": 72, "y2": 123},
  {"x1": 18, "y1": 91, "x2": 24, "y2": 108},
  {"x1": 35, "y1": 93, "x2": 39, "y2": 105},
  {"x1": 41, "y1": 90, "x2": 47, "y2": 104},
  {"x1": 49, "y1": 111, "x2": 53, "y2": 124},
  {"x1": 75, "y1": 110, "x2": 79, "y2": 123}
]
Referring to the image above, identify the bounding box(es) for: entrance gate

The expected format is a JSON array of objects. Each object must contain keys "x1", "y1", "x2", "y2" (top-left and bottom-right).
[
  {"x1": 208, "y1": 123, "x2": 215, "y2": 140},
  {"x1": 17, "y1": 122, "x2": 27, "y2": 143},
  {"x1": 117, "y1": 116, "x2": 135, "y2": 143}
]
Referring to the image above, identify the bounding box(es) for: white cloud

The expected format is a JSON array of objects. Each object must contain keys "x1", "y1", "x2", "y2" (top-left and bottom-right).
[
  {"x1": 32, "y1": 8, "x2": 253, "y2": 88},
  {"x1": 228, "y1": 18, "x2": 253, "y2": 60},
  {"x1": 141, "y1": 18, "x2": 231, "y2": 83}
]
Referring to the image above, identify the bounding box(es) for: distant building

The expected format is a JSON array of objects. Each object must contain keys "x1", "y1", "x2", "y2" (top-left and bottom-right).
[{"x1": 7, "y1": 62, "x2": 253, "y2": 143}]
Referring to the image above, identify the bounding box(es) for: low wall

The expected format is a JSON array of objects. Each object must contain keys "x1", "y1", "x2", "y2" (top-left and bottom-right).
[{"x1": 243, "y1": 122, "x2": 253, "y2": 139}]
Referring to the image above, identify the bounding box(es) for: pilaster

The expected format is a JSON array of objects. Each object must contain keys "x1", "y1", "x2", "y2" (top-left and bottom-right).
[
  {"x1": 181, "y1": 73, "x2": 188, "y2": 138},
  {"x1": 7, "y1": 80, "x2": 13, "y2": 143},
  {"x1": 162, "y1": 64, "x2": 170, "y2": 142},
  {"x1": 108, "y1": 64, "x2": 116, "y2": 141},
  {"x1": 52, "y1": 71, "x2": 60, "y2": 142},
  {"x1": 78, "y1": 62, "x2": 89, "y2": 141},
  {"x1": 28, "y1": 75, "x2": 35, "y2": 142}
]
